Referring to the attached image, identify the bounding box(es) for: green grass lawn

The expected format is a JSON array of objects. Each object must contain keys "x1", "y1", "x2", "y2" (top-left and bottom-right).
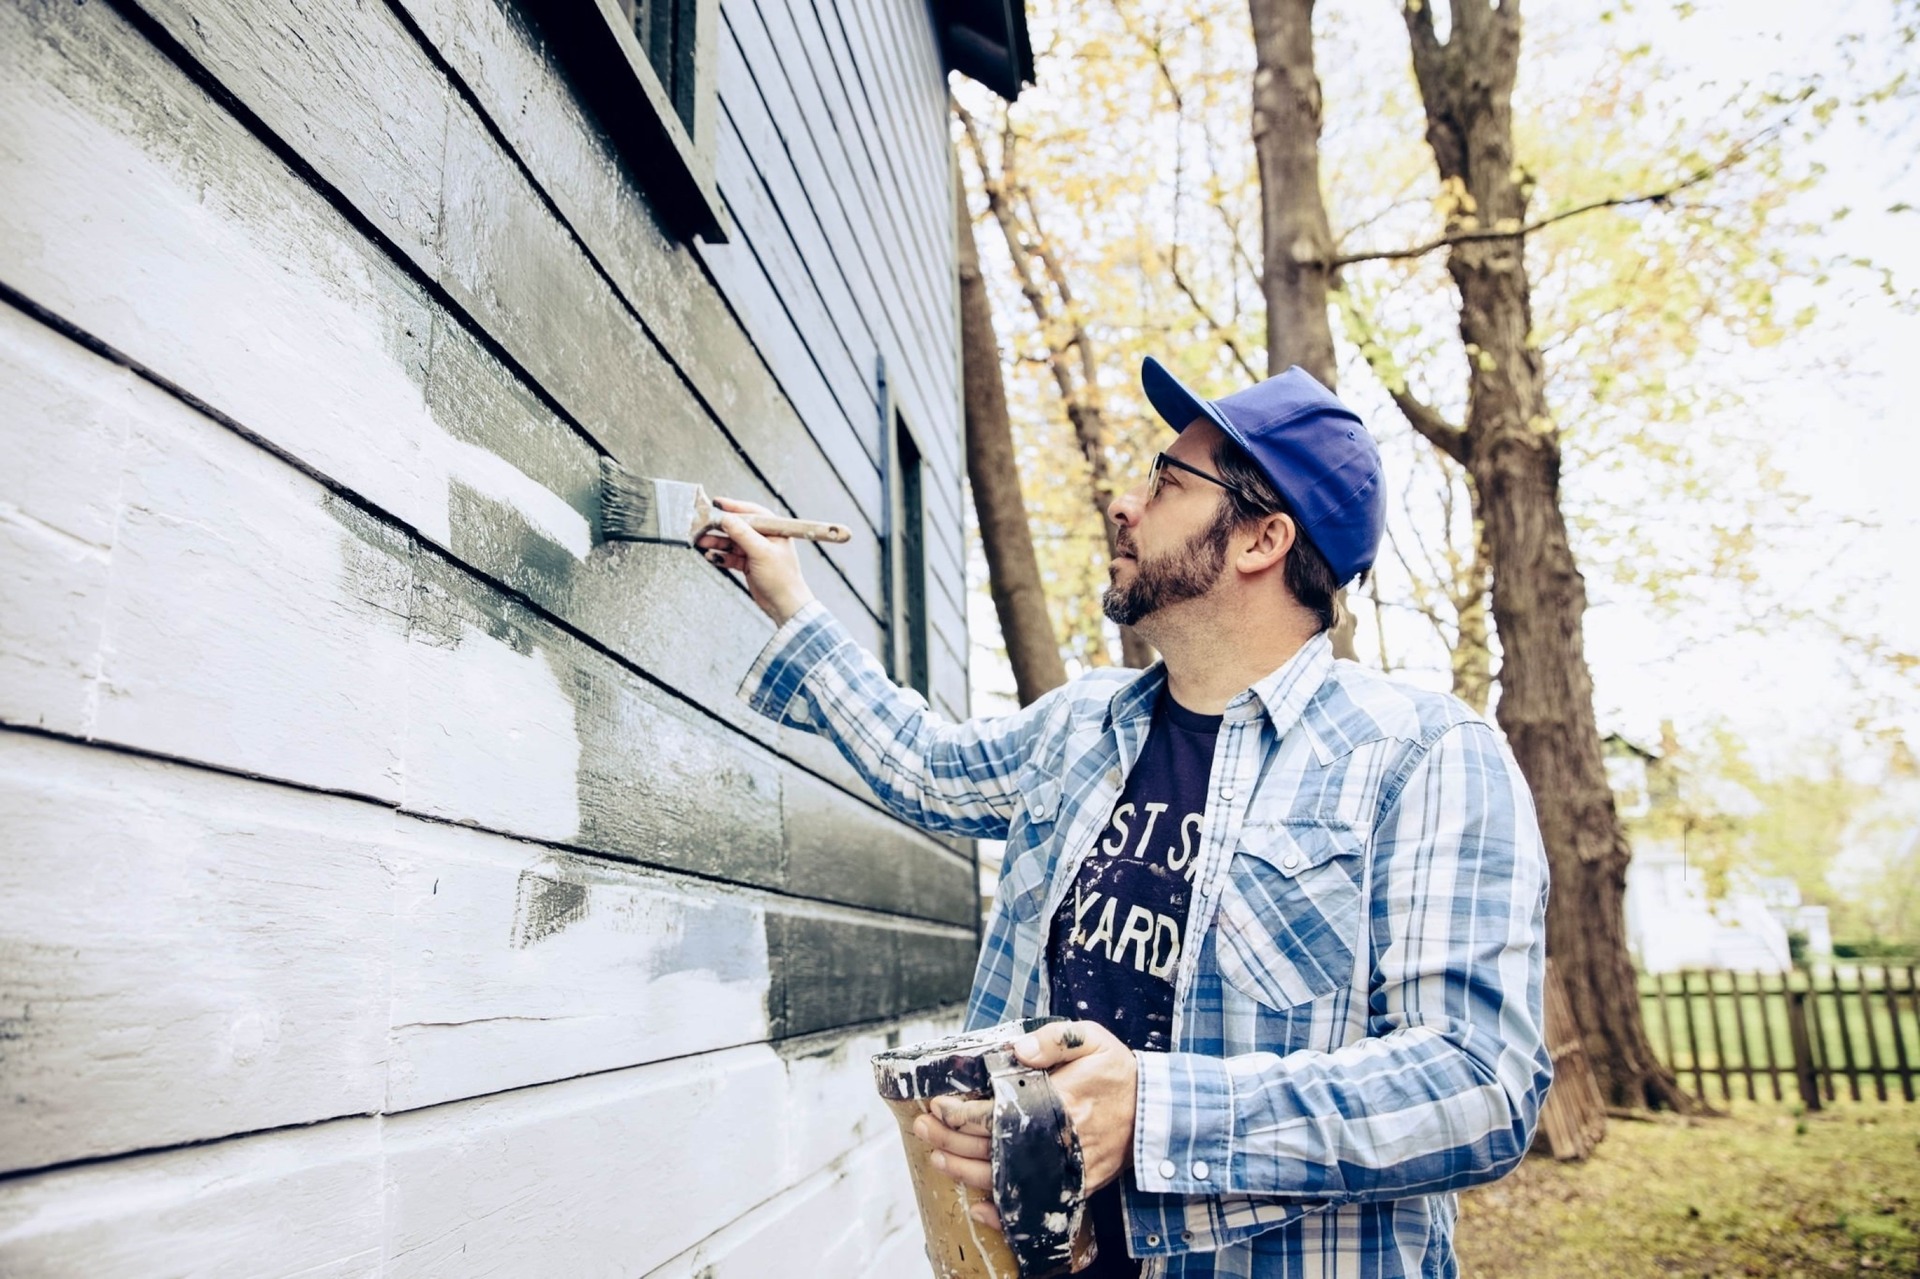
[{"x1": 1455, "y1": 1101, "x2": 1920, "y2": 1277}]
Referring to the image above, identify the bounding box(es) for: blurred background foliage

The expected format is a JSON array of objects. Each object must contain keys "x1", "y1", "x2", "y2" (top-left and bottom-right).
[{"x1": 954, "y1": 0, "x2": 1920, "y2": 950}]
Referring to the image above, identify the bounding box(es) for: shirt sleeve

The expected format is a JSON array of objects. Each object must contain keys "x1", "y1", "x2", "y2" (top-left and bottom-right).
[
  {"x1": 1131, "y1": 719, "x2": 1553, "y2": 1204},
  {"x1": 738, "y1": 600, "x2": 1068, "y2": 839}
]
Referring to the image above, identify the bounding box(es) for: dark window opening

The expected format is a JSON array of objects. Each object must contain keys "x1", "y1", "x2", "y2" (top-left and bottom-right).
[
  {"x1": 890, "y1": 411, "x2": 931, "y2": 698},
  {"x1": 620, "y1": 0, "x2": 699, "y2": 133},
  {"x1": 529, "y1": 0, "x2": 727, "y2": 241}
]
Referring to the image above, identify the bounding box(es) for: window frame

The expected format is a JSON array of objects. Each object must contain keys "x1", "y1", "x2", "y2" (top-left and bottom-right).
[
  {"x1": 531, "y1": 0, "x2": 730, "y2": 242},
  {"x1": 879, "y1": 360, "x2": 932, "y2": 698}
]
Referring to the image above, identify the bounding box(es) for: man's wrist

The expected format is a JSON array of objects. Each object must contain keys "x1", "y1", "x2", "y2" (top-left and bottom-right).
[{"x1": 768, "y1": 588, "x2": 816, "y2": 626}]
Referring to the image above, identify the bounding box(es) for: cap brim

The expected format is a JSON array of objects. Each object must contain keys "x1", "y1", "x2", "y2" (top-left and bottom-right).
[{"x1": 1141, "y1": 356, "x2": 1243, "y2": 448}]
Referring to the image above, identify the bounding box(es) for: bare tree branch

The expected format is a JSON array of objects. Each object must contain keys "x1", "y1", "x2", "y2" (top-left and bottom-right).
[
  {"x1": 1335, "y1": 289, "x2": 1471, "y2": 465},
  {"x1": 1324, "y1": 99, "x2": 1810, "y2": 269},
  {"x1": 1389, "y1": 383, "x2": 1470, "y2": 467}
]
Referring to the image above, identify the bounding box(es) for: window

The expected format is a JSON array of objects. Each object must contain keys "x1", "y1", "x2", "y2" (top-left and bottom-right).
[
  {"x1": 619, "y1": 0, "x2": 698, "y2": 132},
  {"x1": 892, "y1": 415, "x2": 930, "y2": 697},
  {"x1": 880, "y1": 360, "x2": 931, "y2": 698},
  {"x1": 532, "y1": 0, "x2": 728, "y2": 241}
]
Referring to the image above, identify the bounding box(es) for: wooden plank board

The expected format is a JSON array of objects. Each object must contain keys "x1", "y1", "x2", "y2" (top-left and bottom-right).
[
  {"x1": 812, "y1": 0, "x2": 957, "y2": 369},
  {"x1": 0, "y1": 1011, "x2": 960, "y2": 1276},
  {"x1": 0, "y1": 1120, "x2": 385, "y2": 1278},
  {"x1": 381, "y1": 1017, "x2": 957, "y2": 1277},
  {"x1": 0, "y1": 300, "x2": 414, "y2": 801},
  {"x1": 396, "y1": 0, "x2": 893, "y2": 532},
  {"x1": 0, "y1": 0, "x2": 913, "y2": 800},
  {"x1": 790, "y1": 0, "x2": 952, "y2": 353},
  {"x1": 0, "y1": 729, "x2": 972, "y2": 1168},
  {"x1": 772, "y1": 0, "x2": 964, "y2": 475},
  {"x1": 712, "y1": 93, "x2": 880, "y2": 447},
  {"x1": 129, "y1": 0, "x2": 886, "y2": 606},
  {"x1": 132, "y1": 0, "x2": 886, "y2": 569},
  {"x1": 0, "y1": 732, "x2": 394, "y2": 1172},
  {"x1": 724, "y1": 0, "x2": 952, "y2": 439},
  {"x1": 3, "y1": 0, "x2": 884, "y2": 655},
  {"x1": 0, "y1": 301, "x2": 974, "y2": 924},
  {"x1": 830, "y1": 0, "x2": 953, "y2": 278},
  {"x1": 642, "y1": 1130, "x2": 928, "y2": 1278}
]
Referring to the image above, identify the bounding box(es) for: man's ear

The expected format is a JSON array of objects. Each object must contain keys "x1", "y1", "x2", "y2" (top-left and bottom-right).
[{"x1": 1235, "y1": 512, "x2": 1296, "y2": 575}]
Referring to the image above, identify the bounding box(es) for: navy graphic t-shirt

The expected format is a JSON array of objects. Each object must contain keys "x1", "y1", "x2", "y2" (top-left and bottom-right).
[{"x1": 1047, "y1": 688, "x2": 1220, "y2": 1279}]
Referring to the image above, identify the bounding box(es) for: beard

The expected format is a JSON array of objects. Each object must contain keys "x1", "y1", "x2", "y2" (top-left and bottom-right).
[{"x1": 1101, "y1": 510, "x2": 1234, "y2": 628}]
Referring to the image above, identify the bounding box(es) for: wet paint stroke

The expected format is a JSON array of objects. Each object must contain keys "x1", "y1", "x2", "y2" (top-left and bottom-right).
[{"x1": 511, "y1": 868, "x2": 591, "y2": 948}]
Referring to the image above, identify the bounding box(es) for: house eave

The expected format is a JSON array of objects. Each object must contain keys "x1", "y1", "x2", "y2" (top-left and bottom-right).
[{"x1": 935, "y1": 0, "x2": 1034, "y2": 101}]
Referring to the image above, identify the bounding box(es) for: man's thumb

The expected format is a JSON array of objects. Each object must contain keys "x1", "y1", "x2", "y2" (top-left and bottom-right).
[
  {"x1": 716, "y1": 510, "x2": 774, "y2": 557},
  {"x1": 1013, "y1": 1021, "x2": 1098, "y2": 1069}
]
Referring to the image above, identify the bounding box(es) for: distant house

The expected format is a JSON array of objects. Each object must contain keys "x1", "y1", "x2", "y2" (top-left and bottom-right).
[
  {"x1": 0, "y1": 0, "x2": 1028, "y2": 1270},
  {"x1": 1607, "y1": 735, "x2": 1832, "y2": 973}
]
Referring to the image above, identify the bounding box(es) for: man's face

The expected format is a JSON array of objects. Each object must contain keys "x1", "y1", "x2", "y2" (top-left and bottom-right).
[{"x1": 1101, "y1": 420, "x2": 1235, "y2": 629}]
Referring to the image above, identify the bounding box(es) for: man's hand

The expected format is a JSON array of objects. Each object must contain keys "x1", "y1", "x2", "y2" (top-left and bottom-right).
[
  {"x1": 912, "y1": 1021, "x2": 1138, "y2": 1230},
  {"x1": 694, "y1": 497, "x2": 815, "y2": 625}
]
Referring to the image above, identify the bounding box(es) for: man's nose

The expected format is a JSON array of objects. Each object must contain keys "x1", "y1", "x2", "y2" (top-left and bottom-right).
[{"x1": 1109, "y1": 485, "x2": 1144, "y2": 527}]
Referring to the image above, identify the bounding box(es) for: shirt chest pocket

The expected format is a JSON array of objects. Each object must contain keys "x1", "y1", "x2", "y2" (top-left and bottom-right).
[
  {"x1": 996, "y1": 777, "x2": 1064, "y2": 924},
  {"x1": 1215, "y1": 820, "x2": 1367, "y2": 1009}
]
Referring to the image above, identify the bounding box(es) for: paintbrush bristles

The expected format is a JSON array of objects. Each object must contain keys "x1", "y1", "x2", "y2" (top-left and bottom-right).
[
  {"x1": 599, "y1": 456, "x2": 855, "y2": 546},
  {"x1": 600, "y1": 457, "x2": 702, "y2": 546},
  {"x1": 598, "y1": 456, "x2": 655, "y2": 539}
]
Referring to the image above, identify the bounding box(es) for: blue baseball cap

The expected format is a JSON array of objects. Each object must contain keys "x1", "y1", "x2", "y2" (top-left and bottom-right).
[{"x1": 1140, "y1": 357, "x2": 1385, "y2": 584}]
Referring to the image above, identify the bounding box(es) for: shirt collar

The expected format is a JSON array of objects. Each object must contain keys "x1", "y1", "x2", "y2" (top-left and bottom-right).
[
  {"x1": 1102, "y1": 630, "x2": 1335, "y2": 738},
  {"x1": 1235, "y1": 631, "x2": 1336, "y2": 738},
  {"x1": 1105, "y1": 660, "x2": 1167, "y2": 735}
]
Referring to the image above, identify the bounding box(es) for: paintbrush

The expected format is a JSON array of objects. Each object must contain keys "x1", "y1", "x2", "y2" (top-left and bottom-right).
[{"x1": 599, "y1": 458, "x2": 852, "y2": 546}]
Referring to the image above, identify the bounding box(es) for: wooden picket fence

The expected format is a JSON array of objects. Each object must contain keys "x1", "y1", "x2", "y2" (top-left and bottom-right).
[{"x1": 1639, "y1": 966, "x2": 1920, "y2": 1109}]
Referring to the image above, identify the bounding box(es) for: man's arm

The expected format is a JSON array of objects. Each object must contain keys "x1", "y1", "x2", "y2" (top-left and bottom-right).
[
  {"x1": 1133, "y1": 719, "x2": 1552, "y2": 1204},
  {"x1": 701, "y1": 500, "x2": 1063, "y2": 838}
]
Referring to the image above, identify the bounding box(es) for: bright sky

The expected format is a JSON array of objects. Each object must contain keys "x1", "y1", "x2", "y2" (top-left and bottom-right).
[{"x1": 968, "y1": 0, "x2": 1919, "y2": 783}]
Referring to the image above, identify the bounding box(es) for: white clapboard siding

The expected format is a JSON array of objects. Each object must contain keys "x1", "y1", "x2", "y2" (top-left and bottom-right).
[
  {"x1": 392, "y1": 0, "x2": 888, "y2": 536},
  {"x1": 643, "y1": 1130, "x2": 930, "y2": 1278},
  {"x1": 0, "y1": 1121, "x2": 386, "y2": 1279},
  {"x1": 0, "y1": 0, "x2": 896, "y2": 764},
  {"x1": 0, "y1": 306, "x2": 416, "y2": 800},
  {"x1": 0, "y1": 727, "x2": 970, "y2": 1171},
  {"x1": 0, "y1": 732, "x2": 394, "y2": 1170},
  {"x1": 0, "y1": 1013, "x2": 956, "y2": 1277},
  {"x1": 134, "y1": 0, "x2": 888, "y2": 588},
  {"x1": 0, "y1": 279, "x2": 973, "y2": 928}
]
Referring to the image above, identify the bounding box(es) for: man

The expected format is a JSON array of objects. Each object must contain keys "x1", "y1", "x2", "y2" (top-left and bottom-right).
[{"x1": 698, "y1": 359, "x2": 1551, "y2": 1278}]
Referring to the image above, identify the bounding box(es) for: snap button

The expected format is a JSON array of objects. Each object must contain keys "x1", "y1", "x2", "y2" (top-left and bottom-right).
[
  {"x1": 1146, "y1": 1234, "x2": 1161, "y2": 1247},
  {"x1": 1158, "y1": 1158, "x2": 1177, "y2": 1180},
  {"x1": 1030, "y1": 803, "x2": 1047, "y2": 819},
  {"x1": 1220, "y1": 786, "x2": 1235, "y2": 800},
  {"x1": 1281, "y1": 852, "x2": 1302, "y2": 871},
  {"x1": 1182, "y1": 1230, "x2": 1195, "y2": 1242},
  {"x1": 1192, "y1": 1160, "x2": 1210, "y2": 1180}
]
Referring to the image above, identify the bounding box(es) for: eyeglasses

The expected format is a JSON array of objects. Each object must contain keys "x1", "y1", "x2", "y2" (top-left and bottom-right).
[{"x1": 1146, "y1": 452, "x2": 1254, "y2": 505}]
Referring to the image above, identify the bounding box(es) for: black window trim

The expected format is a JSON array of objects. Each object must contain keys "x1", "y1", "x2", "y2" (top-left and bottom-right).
[
  {"x1": 879, "y1": 357, "x2": 932, "y2": 697},
  {"x1": 531, "y1": 0, "x2": 731, "y2": 242}
]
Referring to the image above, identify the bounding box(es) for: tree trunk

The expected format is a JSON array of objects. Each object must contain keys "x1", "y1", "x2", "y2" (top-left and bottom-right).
[
  {"x1": 1248, "y1": 0, "x2": 1357, "y2": 662},
  {"x1": 1400, "y1": 0, "x2": 1690, "y2": 1110},
  {"x1": 1451, "y1": 530, "x2": 1493, "y2": 714},
  {"x1": 1249, "y1": 0, "x2": 1338, "y2": 388},
  {"x1": 956, "y1": 167, "x2": 1069, "y2": 707}
]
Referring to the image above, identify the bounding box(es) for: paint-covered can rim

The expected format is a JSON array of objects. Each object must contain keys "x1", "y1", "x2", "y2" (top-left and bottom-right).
[{"x1": 870, "y1": 1017, "x2": 1065, "y2": 1100}]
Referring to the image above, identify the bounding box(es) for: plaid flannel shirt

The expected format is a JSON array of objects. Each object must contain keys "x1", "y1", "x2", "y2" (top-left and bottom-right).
[{"x1": 742, "y1": 603, "x2": 1551, "y2": 1278}]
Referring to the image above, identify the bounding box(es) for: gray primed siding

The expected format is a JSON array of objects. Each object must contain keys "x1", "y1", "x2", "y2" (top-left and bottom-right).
[{"x1": 0, "y1": 0, "x2": 971, "y2": 1268}]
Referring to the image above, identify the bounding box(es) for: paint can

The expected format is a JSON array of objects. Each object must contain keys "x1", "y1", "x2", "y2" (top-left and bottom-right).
[{"x1": 872, "y1": 1018, "x2": 1095, "y2": 1279}]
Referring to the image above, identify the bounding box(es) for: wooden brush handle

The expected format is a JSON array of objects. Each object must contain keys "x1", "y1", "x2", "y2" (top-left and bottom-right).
[{"x1": 744, "y1": 514, "x2": 852, "y2": 544}]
